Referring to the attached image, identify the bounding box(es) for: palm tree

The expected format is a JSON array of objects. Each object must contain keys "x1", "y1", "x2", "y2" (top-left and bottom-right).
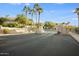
[
  {"x1": 30, "y1": 9, "x2": 35, "y2": 25},
  {"x1": 38, "y1": 7, "x2": 43, "y2": 26},
  {"x1": 23, "y1": 6, "x2": 30, "y2": 17},
  {"x1": 27, "y1": 8, "x2": 35, "y2": 28},
  {"x1": 33, "y1": 3, "x2": 43, "y2": 32},
  {"x1": 74, "y1": 8, "x2": 79, "y2": 27},
  {"x1": 34, "y1": 3, "x2": 40, "y2": 24},
  {"x1": 29, "y1": 9, "x2": 34, "y2": 22}
]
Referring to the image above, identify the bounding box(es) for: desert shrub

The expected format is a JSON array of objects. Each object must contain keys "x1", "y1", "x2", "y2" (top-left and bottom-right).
[
  {"x1": 75, "y1": 27, "x2": 79, "y2": 34},
  {"x1": 18, "y1": 25, "x2": 25, "y2": 28},
  {"x1": 44, "y1": 21, "x2": 56, "y2": 29},
  {"x1": 0, "y1": 17, "x2": 9, "y2": 25},
  {"x1": 3, "y1": 29, "x2": 10, "y2": 34},
  {"x1": 64, "y1": 26, "x2": 75, "y2": 32},
  {"x1": 2, "y1": 23, "x2": 8, "y2": 27},
  {"x1": 2, "y1": 22, "x2": 19, "y2": 27},
  {"x1": 8, "y1": 23, "x2": 19, "y2": 27},
  {"x1": 17, "y1": 24, "x2": 25, "y2": 28}
]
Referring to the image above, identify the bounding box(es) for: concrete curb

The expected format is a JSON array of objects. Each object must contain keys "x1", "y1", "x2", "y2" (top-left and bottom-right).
[
  {"x1": 0, "y1": 32, "x2": 35, "y2": 36},
  {"x1": 69, "y1": 32, "x2": 79, "y2": 42}
]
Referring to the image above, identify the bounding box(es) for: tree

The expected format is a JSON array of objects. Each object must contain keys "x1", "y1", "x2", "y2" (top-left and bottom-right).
[
  {"x1": 15, "y1": 14, "x2": 33, "y2": 26},
  {"x1": 38, "y1": 7, "x2": 43, "y2": 28},
  {"x1": 29, "y1": 8, "x2": 35, "y2": 25},
  {"x1": 44, "y1": 21, "x2": 56, "y2": 29},
  {"x1": 15, "y1": 14, "x2": 28, "y2": 26},
  {"x1": 28, "y1": 19, "x2": 33, "y2": 25},
  {"x1": 33, "y1": 3, "x2": 43, "y2": 31},
  {"x1": 74, "y1": 8, "x2": 79, "y2": 27},
  {"x1": 23, "y1": 6, "x2": 30, "y2": 17},
  {"x1": 34, "y1": 3, "x2": 40, "y2": 24}
]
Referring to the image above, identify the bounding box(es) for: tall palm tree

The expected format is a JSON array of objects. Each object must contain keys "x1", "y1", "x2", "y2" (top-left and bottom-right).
[
  {"x1": 30, "y1": 9, "x2": 34, "y2": 21},
  {"x1": 74, "y1": 8, "x2": 79, "y2": 27},
  {"x1": 30, "y1": 9, "x2": 35, "y2": 25},
  {"x1": 38, "y1": 8, "x2": 43, "y2": 25},
  {"x1": 23, "y1": 6, "x2": 30, "y2": 17},
  {"x1": 28, "y1": 8, "x2": 35, "y2": 27},
  {"x1": 34, "y1": 3, "x2": 40, "y2": 24},
  {"x1": 33, "y1": 3, "x2": 43, "y2": 32}
]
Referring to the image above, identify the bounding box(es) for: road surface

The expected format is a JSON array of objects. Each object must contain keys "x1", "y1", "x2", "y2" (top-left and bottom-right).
[{"x1": 0, "y1": 33, "x2": 79, "y2": 56}]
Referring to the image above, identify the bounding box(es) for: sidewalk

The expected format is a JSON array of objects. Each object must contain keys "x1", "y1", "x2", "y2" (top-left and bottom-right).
[{"x1": 69, "y1": 32, "x2": 79, "y2": 42}]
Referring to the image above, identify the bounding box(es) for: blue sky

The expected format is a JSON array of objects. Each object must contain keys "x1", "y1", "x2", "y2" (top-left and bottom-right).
[{"x1": 0, "y1": 3, "x2": 79, "y2": 26}]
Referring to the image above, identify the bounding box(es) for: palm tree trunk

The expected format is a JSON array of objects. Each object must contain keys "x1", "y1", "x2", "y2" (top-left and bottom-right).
[
  {"x1": 26, "y1": 12, "x2": 28, "y2": 18},
  {"x1": 31, "y1": 14, "x2": 34, "y2": 29},
  {"x1": 78, "y1": 15, "x2": 79, "y2": 27},
  {"x1": 35, "y1": 12, "x2": 38, "y2": 33},
  {"x1": 38, "y1": 13, "x2": 40, "y2": 30},
  {"x1": 31, "y1": 14, "x2": 33, "y2": 24},
  {"x1": 36, "y1": 13, "x2": 38, "y2": 24}
]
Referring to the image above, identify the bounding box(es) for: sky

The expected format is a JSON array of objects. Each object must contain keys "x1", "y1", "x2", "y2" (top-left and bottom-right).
[{"x1": 0, "y1": 3, "x2": 79, "y2": 26}]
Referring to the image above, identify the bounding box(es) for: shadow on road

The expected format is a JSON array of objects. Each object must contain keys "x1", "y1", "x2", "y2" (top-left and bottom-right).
[{"x1": 0, "y1": 33, "x2": 79, "y2": 56}]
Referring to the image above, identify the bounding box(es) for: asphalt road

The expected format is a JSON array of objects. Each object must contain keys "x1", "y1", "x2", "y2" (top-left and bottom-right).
[{"x1": 0, "y1": 33, "x2": 79, "y2": 56}]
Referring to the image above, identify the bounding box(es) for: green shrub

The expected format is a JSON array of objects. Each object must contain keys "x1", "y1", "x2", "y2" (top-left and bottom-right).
[
  {"x1": 2, "y1": 23, "x2": 8, "y2": 27},
  {"x1": 8, "y1": 23, "x2": 18, "y2": 27},
  {"x1": 18, "y1": 25, "x2": 25, "y2": 28},
  {"x1": 2, "y1": 22, "x2": 19, "y2": 27},
  {"x1": 75, "y1": 27, "x2": 79, "y2": 34},
  {"x1": 64, "y1": 26, "x2": 74, "y2": 31},
  {"x1": 3, "y1": 29, "x2": 10, "y2": 34},
  {"x1": 0, "y1": 17, "x2": 9, "y2": 25}
]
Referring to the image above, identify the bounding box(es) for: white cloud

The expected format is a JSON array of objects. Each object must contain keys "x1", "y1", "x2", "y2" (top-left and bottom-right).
[
  {"x1": 9, "y1": 3, "x2": 22, "y2": 5},
  {"x1": 24, "y1": 3, "x2": 30, "y2": 6},
  {"x1": 55, "y1": 3, "x2": 65, "y2": 5},
  {"x1": 8, "y1": 3, "x2": 31, "y2": 6},
  {"x1": 44, "y1": 10, "x2": 54, "y2": 14},
  {"x1": 72, "y1": 9, "x2": 75, "y2": 13}
]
